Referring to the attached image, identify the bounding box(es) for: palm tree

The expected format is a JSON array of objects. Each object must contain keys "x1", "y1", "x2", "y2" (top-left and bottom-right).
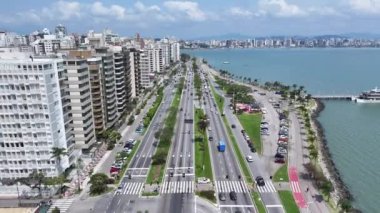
[
  {"x1": 51, "y1": 147, "x2": 67, "y2": 174},
  {"x1": 321, "y1": 181, "x2": 333, "y2": 201},
  {"x1": 309, "y1": 149, "x2": 318, "y2": 164}
]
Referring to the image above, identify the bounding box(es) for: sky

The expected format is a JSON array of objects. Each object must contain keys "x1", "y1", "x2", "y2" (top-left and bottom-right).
[{"x1": 1, "y1": 0, "x2": 380, "y2": 39}]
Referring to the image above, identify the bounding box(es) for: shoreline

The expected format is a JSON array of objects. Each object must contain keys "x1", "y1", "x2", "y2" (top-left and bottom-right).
[
  {"x1": 199, "y1": 59, "x2": 354, "y2": 209},
  {"x1": 311, "y1": 99, "x2": 353, "y2": 202}
]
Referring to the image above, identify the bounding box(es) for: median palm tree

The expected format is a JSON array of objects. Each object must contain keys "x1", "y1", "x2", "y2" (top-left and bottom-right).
[{"x1": 51, "y1": 147, "x2": 67, "y2": 174}]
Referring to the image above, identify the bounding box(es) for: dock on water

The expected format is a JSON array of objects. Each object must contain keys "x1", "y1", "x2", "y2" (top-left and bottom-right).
[{"x1": 312, "y1": 95, "x2": 356, "y2": 100}]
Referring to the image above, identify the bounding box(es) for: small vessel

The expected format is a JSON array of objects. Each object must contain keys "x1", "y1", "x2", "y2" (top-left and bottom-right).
[
  {"x1": 223, "y1": 61, "x2": 230, "y2": 64},
  {"x1": 355, "y1": 87, "x2": 380, "y2": 103}
]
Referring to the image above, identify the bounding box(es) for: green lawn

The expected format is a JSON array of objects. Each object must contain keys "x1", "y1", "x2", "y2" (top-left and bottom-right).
[
  {"x1": 278, "y1": 190, "x2": 300, "y2": 213},
  {"x1": 273, "y1": 164, "x2": 289, "y2": 182},
  {"x1": 252, "y1": 192, "x2": 266, "y2": 213},
  {"x1": 194, "y1": 108, "x2": 214, "y2": 180},
  {"x1": 238, "y1": 113, "x2": 262, "y2": 154}
]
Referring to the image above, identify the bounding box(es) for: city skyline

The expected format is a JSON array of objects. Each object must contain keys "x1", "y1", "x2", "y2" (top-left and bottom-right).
[{"x1": 1, "y1": 0, "x2": 380, "y2": 38}]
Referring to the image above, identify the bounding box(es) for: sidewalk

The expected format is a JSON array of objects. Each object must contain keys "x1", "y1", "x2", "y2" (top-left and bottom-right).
[{"x1": 288, "y1": 110, "x2": 330, "y2": 213}]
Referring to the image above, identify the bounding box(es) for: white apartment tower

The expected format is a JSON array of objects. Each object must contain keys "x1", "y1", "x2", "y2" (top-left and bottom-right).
[
  {"x1": 0, "y1": 53, "x2": 74, "y2": 179},
  {"x1": 64, "y1": 58, "x2": 96, "y2": 151}
]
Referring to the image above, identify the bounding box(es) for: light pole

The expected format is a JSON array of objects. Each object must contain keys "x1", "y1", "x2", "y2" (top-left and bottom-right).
[{"x1": 16, "y1": 182, "x2": 21, "y2": 207}]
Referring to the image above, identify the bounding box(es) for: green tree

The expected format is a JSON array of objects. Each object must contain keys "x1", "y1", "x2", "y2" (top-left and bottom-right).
[
  {"x1": 89, "y1": 173, "x2": 109, "y2": 195},
  {"x1": 18, "y1": 170, "x2": 45, "y2": 197},
  {"x1": 309, "y1": 149, "x2": 319, "y2": 164},
  {"x1": 338, "y1": 198, "x2": 352, "y2": 212},
  {"x1": 321, "y1": 181, "x2": 334, "y2": 201},
  {"x1": 52, "y1": 207, "x2": 60, "y2": 213},
  {"x1": 51, "y1": 147, "x2": 67, "y2": 174}
]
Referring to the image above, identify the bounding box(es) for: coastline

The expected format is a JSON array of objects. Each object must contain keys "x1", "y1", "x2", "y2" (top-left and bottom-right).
[{"x1": 310, "y1": 99, "x2": 353, "y2": 203}]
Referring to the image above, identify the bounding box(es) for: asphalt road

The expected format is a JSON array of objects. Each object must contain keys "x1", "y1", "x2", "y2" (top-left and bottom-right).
[
  {"x1": 204, "y1": 65, "x2": 284, "y2": 213},
  {"x1": 103, "y1": 79, "x2": 178, "y2": 213},
  {"x1": 160, "y1": 65, "x2": 196, "y2": 213},
  {"x1": 200, "y1": 70, "x2": 255, "y2": 213}
]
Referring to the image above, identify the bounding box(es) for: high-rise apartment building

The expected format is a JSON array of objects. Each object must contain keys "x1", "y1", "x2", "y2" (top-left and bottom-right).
[
  {"x1": 63, "y1": 58, "x2": 96, "y2": 151},
  {"x1": 0, "y1": 53, "x2": 75, "y2": 179},
  {"x1": 113, "y1": 51, "x2": 127, "y2": 114},
  {"x1": 95, "y1": 48, "x2": 118, "y2": 128}
]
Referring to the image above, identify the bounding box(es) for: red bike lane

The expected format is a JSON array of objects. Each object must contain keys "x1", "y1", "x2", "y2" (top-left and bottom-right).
[{"x1": 289, "y1": 166, "x2": 307, "y2": 208}]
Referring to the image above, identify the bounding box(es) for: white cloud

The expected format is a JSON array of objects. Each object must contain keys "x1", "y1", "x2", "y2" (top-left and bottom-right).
[
  {"x1": 229, "y1": 7, "x2": 254, "y2": 17},
  {"x1": 257, "y1": 0, "x2": 307, "y2": 17},
  {"x1": 42, "y1": 1, "x2": 81, "y2": 20},
  {"x1": 163, "y1": 1, "x2": 206, "y2": 21},
  {"x1": 349, "y1": 0, "x2": 380, "y2": 15},
  {"x1": 91, "y1": 2, "x2": 126, "y2": 20}
]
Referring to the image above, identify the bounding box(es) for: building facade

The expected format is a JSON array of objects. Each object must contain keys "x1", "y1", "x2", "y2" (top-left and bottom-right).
[{"x1": 0, "y1": 54, "x2": 74, "y2": 179}]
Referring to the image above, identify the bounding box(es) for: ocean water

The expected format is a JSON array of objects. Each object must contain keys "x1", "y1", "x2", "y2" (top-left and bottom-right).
[
  {"x1": 185, "y1": 48, "x2": 380, "y2": 95},
  {"x1": 186, "y1": 48, "x2": 380, "y2": 212}
]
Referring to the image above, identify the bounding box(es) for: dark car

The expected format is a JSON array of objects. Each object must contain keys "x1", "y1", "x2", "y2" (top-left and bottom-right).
[
  {"x1": 219, "y1": 193, "x2": 226, "y2": 201},
  {"x1": 229, "y1": 191, "x2": 237, "y2": 201},
  {"x1": 274, "y1": 153, "x2": 285, "y2": 163},
  {"x1": 248, "y1": 143, "x2": 253, "y2": 148},
  {"x1": 209, "y1": 136, "x2": 213, "y2": 141},
  {"x1": 241, "y1": 129, "x2": 246, "y2": 134},
  {"x1": 250, "y1": 147, "x2": 256, "y2": 153},
  {"x1": 231, "y1": 124, "x2": 236, "y2": 128},
  {"x1": 255, "y1": 176, "x2": 265, "y2": 186}
]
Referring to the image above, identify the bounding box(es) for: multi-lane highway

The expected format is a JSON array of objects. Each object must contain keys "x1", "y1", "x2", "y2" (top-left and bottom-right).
[
  {"x1": 160, "y1": 65, "x2": 196, "y2": 213},
  {"x1": 104, "y1": 78, "x2": 178, "y2": 213},
  {"x1": 203, "y1": 64, "x2": 285, "y2": 213},
  {"x1": 200, "y1": 69, "x2": 256, "y2": 213}
]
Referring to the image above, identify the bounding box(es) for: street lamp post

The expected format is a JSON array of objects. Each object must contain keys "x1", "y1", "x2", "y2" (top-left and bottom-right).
[{"x1": 16, "y1": 182, "x2": 21, "y2": 207}]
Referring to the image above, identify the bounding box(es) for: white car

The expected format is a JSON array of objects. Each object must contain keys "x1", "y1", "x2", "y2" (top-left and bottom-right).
[
  {"x1": 246, "y1": 155, "x2": 254, "y2": 162},
  {"x1": 197, "y1": 177, "x2": 211, "y2": 184},
  {"x1": 116, "y1": 186, "x2": 123, "y2": 194},
  {"x1": 208, "y1": 127, "x2": 212, "y2": 131}
]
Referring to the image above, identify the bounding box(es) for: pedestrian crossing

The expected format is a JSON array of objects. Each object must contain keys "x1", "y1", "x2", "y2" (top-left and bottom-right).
[
  {"x1": 48, "y1": 198, "x2": 74, "y2": 213},
  {"x1": 290, "y1": 181, "x2": 301, "y2": 193},
  {"x1": 119, "y1": 182, "x2": 145, "y2": 195},
  {"x1": 257, "y1": 181, "x2": 277, "y2": 193},
  {"x1": 215, "y1": 181, "x2": 249, "y2": 193},
  {"x1": 161, "y1": 181, "x2": 194, "y2": 194}
]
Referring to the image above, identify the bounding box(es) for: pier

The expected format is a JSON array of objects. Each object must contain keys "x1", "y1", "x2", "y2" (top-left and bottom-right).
[{"x1": 312, "y1": 95, "x2": 355, "y2": 100}]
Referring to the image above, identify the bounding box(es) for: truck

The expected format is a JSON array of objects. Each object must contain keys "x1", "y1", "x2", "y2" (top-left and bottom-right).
[{"x1": 218, "y1": 140, "x2": 226, "y2": 152}]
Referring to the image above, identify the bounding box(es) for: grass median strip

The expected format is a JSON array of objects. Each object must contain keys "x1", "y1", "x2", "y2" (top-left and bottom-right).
[
  {"x1": 278, "y1": 190, "x2": 300, "y2": 213},
  {"x1": 252, "y1": 192, "x2": 266, "y2": 213},
  {"x1": 146, "y1": 78, "x2": 184, "y2": 185},
  {"x1": 238, "y1": 113, "x2": 263, "y2": 154},
  {"x1": 273, "y1": 164, "x2": 289, "y2": 182},
  {"x1": 194, "y1": 108, "x2": 213, "y2": 180}
]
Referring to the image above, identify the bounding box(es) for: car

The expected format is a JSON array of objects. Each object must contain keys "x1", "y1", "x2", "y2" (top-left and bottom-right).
[
  {"x1": 170, "y1": 170, "x2": 174, "y2": 177},
  {"x1": 197, "y1": 177, "x2": 211, "y2": 184},
  {"x1": 219, "y1": 193, "x2": 226, "y2": 201},
  {"x1": 125, "y1": 149, "x2": 132, "y2": 154},
  {"x1": 208, "y1": 127, "x2": 212, "y2": 131},
  {"x1": 255, "y1": 176, "x2": 265, "y2": 186},
  {"x1": 246, "y1": 155, "x2": 253, "y2": 162},
  {"x1": 231, "y1": 124, "x2": 236, "y2": 128},
  {"x1": 277, "y1": 146, "x2": 287, "y2": 154},
  {"x1": 229, "y1": 191, "x2": 237, "y2": 201},
  {"x1": 116, "y1": 186, "x2": 123, "y2": 194},
  {"x1": 209, "y1": 136, "x2": 213, "y2": 141},
  {"x1": 248, "y1": 143, "x2": 253, "y2": 148},
  {"x1": 241, "y1": 129, "x2": 246, "y2": 134},
  {"x1": 250, "y1": 147, "x2": 257, "y2": 153}
]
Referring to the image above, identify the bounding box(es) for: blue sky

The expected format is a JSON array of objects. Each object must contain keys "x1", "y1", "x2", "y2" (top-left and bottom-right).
[{"x1": 1, "y1": 0, "x2": 380, "y2": 38}]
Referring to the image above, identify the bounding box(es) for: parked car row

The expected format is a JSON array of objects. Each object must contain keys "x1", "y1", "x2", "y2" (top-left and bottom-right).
[
  {"x1": 275, "y1": 113, "x2": 289, "y2": 164},
  {"x1": 136, "y1": 123, "x2": 144, "y2": 134},
  {"x1": 110, "y1": 138, "x2": 137, "y2": 176},
  {"x1": 241, "y1": 129, "x2": 256, "y2": 153}
]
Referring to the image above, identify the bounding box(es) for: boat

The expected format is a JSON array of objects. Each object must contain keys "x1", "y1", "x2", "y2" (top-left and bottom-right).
[
  {"x1": 355, "y1": 87, "x2": 380, "y2": 103},
  {"x1": 223, "y1": 61, "x2": 230, "y2": 64}
]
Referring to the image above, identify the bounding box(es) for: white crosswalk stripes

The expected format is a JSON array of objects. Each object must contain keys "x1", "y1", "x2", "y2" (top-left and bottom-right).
[
  {"x1": 120, "y1": 182, "x2": 144, "y2": 195},
  {"x1": 215, "y1": 181, "x2": 249, "y2": 193},
  {"x1": 48, "y1": 198, "x2": 74, "y2": 213},
  {"x1": 291, "y1": 181, "x2": 301, "y2": 193},
  {"x1": 161, "y1": 181, "x2": 194, "y2": 194},
  {"x1": 257, "y1": 181, "x2": 277, "y2": 193}
]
